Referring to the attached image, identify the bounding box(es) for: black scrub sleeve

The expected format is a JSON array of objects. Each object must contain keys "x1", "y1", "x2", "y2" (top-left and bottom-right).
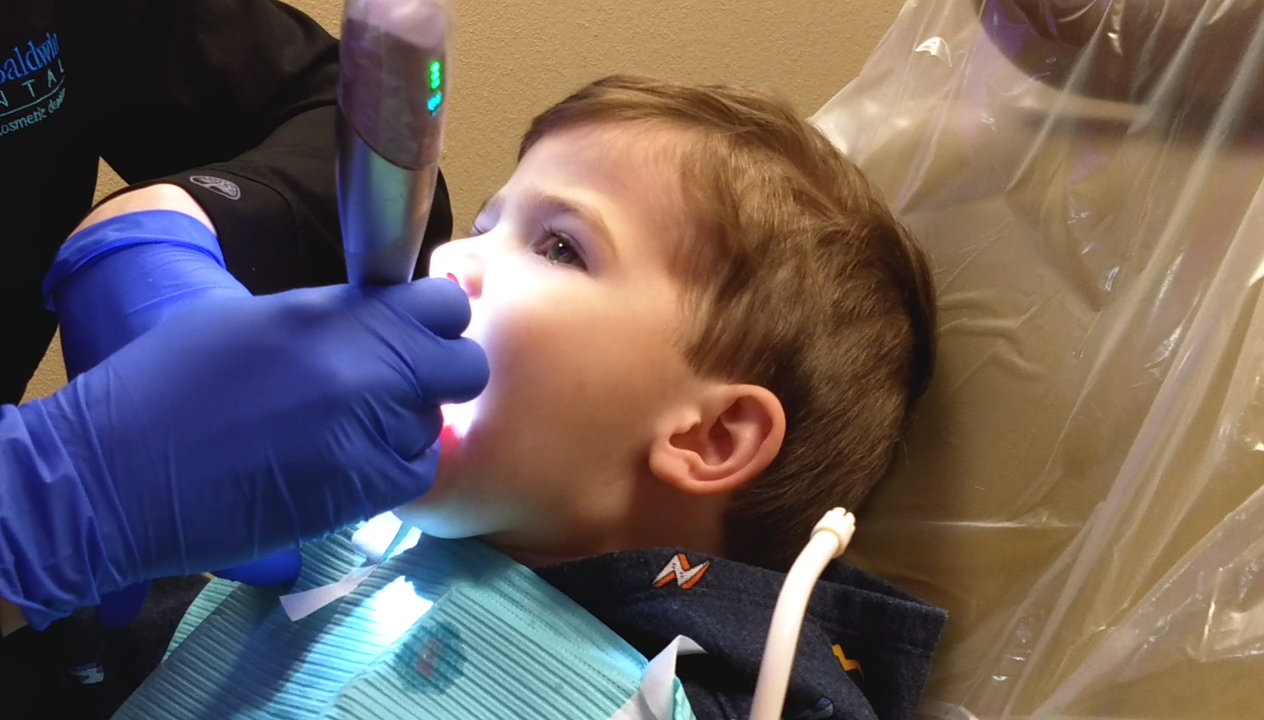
[
  {"x1": 80, "y1": 0, "x2": 452, "y2": 293},
  {"x1": 98, "y1": 107, "x2": 454, "y2": 293}
]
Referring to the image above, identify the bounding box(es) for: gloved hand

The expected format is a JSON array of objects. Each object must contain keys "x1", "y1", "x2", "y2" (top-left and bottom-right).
[
  {"x1": 46, "y1": 209, "x2": 305, "y2": 623},
  {"x1": 2, "y1": 268, "x2": 487, "y2": 631}
]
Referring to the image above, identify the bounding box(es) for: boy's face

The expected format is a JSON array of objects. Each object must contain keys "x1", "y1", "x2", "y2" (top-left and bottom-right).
[{"x1": 398, "y1": 123, "x2": 705, "y2": 557}]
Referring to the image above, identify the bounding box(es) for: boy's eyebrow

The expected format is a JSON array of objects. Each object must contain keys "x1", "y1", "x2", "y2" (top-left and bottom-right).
[{"x1": 478, "y1": 190, "x2": 616, "y2": 257}]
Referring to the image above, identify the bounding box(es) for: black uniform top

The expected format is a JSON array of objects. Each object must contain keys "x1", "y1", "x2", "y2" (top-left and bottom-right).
[
  {"x1": 0, "y1": 2, "x2": 451, "y2": 715},
  {"x1": 0, "y1": 0, "x2": 452, "y2": 405}
]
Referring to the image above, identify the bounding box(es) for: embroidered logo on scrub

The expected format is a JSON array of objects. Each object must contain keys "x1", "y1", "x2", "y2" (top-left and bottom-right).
[
  {"x1": 190, "y1": 174, "x2": 242, "y2": 200},
  {"x1": 653, "y1": 554, "x2": 711, "y2": 589},
  {"x1": 0, "y1": 32, "x2": 66, "y2": 138},
  {"x1": 832, "y1": 644, "x2": 862, "y2": 676}
]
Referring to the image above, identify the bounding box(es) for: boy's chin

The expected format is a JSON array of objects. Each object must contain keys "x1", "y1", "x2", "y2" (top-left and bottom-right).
[
  {"x1": 391, "y1": 496, "x2": 484, "y2": 540},
  {"x1": 391, "y1": 504, "x2": 452, "y2": 536}
]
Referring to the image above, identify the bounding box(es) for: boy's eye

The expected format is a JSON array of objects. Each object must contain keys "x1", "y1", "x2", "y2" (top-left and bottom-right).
[{"x1": 535, "y1": 231, "x2": 586, "y2": 269}]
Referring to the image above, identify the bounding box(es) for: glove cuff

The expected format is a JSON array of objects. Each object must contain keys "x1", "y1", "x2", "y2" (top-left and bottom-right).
[{"x1": 43, "y1": 210, "x2": 227, "y2": 313}]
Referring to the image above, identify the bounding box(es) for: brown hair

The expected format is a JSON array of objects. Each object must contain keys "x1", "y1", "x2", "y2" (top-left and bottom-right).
[{"x1": 520, "y1": 76, "x2": 937, "y2": 570}]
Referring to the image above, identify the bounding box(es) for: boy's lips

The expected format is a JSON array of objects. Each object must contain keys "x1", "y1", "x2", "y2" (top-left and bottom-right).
[
  {"x1": 436, "y1": 424, "x2": 461, "y2": 475},
  {"x1": 438, "y1": 405, "x2": 463, "y2": 472},
  {"x1": 439, "y1": 424, "x2": 461, "y2": 455}
]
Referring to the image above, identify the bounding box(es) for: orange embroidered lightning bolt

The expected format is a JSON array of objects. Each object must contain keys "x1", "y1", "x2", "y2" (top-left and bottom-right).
[
  {"x1": 653, "y1": 554, "x2": 711, "y2": 589},
  {"x1": 832, "y1": 645, "x2": 862, "y2": 676}
]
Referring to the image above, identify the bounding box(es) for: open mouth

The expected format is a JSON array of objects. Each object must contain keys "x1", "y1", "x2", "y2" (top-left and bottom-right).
[
  {"x1": 438, "y1": 424, "x2": 462, "y2": 456},
  {"x1": 440, "y1": 401, "x2": 476, "y2": 443},
  {"x1": 436, "y1": 408, "x2": 465, "y2": 474}
]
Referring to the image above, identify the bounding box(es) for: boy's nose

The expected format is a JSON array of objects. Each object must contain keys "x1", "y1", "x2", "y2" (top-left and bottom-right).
[{"x1": 429, "y1": 240, "x2": 484, "y2": 299}]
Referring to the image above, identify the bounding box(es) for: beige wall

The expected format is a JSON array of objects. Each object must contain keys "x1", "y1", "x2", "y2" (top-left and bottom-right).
[{"x1": 22, "y1": 0, "x2": 900, "y2": 404}]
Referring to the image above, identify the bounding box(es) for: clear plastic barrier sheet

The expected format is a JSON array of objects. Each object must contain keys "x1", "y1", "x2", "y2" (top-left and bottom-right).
[{"x1": 811, "y1": 1, "x2": 1264, "y2": 717}]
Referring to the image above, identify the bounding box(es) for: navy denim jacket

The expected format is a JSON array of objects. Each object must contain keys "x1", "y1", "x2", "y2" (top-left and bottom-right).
[{"x1": 537, "y1": 549, "x2": 947, "y2": 720}]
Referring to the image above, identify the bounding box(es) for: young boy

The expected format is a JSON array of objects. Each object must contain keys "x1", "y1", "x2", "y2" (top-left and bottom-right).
[{"x1": 132, "y1": 75, "x2": 946, "y2": 720}]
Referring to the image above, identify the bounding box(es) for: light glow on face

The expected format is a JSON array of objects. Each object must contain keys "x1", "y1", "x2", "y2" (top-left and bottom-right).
[{"x1": 441, "y1": 401, "x2": 478, "y2": 438}]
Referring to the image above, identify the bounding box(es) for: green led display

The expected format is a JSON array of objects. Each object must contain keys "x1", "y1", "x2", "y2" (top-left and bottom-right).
[{"x1": 427, "y1": 61, "x2": 444, "y2": 115}]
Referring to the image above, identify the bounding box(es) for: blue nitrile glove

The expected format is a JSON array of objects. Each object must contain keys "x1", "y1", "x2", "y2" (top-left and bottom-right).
[
  {"x1": 44, "y1": 210, "x2": 290, "y2": 626},
  {"x1": 44, "y1": 211, "x2": 252, "y2": 379},
  {"x1": 2, "y1": 261, "x2": 487, "y2": 632}
]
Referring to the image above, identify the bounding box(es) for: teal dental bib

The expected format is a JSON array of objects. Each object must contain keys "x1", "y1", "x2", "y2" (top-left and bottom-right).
[{"x1": 114, "y1": 519, "x2": 699, "y2": 720}]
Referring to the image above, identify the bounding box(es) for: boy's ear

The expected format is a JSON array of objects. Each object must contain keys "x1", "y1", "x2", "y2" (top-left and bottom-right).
[{"x1": 648, "y1": 384, "x2": 786, "y2": 497}]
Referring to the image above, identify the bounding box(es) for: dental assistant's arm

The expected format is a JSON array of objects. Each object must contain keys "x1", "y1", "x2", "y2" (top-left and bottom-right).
[{"x1": 82, "y1": 0, "x2": 453, "y2": 294}]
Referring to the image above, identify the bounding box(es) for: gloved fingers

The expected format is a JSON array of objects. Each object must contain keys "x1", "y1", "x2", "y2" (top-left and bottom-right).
[
  {"x1": 390, "y1": 404, "x2": 444, "y2": 461},
  {"x1": 412, "y1": 336, "x2": 490, "y2": 406},
  {"x1": 365, "y1": 277, "x2": 472, "y2": 340},
  {"x1": 408, "y1": 438, "x2": 443, "y2": 496},
  {"x1": 356, "y1": 279, "x2": 489, "y2": 404},
  {"x1": 352, "y1": 436, "x2": 443, "y2": 516},
  {"x1": 212, "y1": 550, "x2": 303, "y2": 587}
]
